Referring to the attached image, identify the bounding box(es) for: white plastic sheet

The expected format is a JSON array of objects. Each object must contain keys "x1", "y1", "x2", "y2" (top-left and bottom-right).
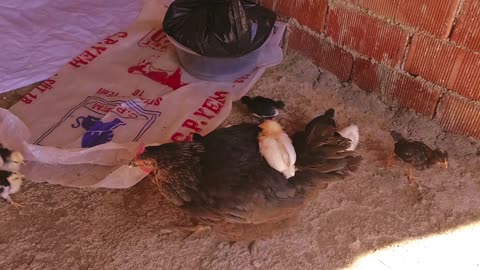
[
  {"x1": 0, "y1": 0, "x2": 142, "y2": 93},
  {"x1": 0, "y1": 0, "x2": 286, "y2": 188}
]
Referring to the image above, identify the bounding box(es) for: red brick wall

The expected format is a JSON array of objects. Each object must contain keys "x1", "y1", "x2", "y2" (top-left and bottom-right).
[{"x1": 262, "y1": 0, "x2": 480, "y2": 140}]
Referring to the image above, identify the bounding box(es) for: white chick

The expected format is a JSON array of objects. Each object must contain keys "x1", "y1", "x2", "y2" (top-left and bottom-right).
[
  {"x1": 0, "y1": 145, "x2": 24, "y2": 172},
  {"x1": 258, "y1": 120, "x2": 296, "y2": 178},
  {"x1": 339, "y1": 125, "x2": 360, "y2": 151},
  {"x1": 0, "y1": 170, "x2": 25, "y2": 208}
]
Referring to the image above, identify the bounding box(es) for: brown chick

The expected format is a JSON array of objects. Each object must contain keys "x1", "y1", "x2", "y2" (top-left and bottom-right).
[
  {"x1": 129, "y1": 109, "x2": 361, "y2": 239},
  {"x1": 389, "y1": 131, "x2": 448, "y2": 185}
]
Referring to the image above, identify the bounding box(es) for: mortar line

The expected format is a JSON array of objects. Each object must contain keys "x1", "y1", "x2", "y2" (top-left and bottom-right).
[
  {"x1": 431, "y1": 91, "x2": 445, "y2": 120},
  {"x1": 323, "y1": 1, "x2": 331, "y2": 33},
  {"x1": 447, "y1": 0, "x2": 466, "y2": 39},
  {"x1": 400, "y1": 34, "x2": 413, "y2": 70}
]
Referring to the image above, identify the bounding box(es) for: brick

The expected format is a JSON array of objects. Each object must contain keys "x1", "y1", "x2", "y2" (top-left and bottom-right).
[
  {"x1": 263, "y1": 0, "x2": 275, "y2": 10},
  {"x1": 385, "y1": 71, "x2": 442, "y2": 118},
  {"x1": 451, "y1": 0, "x2": 480, "y2": 52},
  {"x1": 436, "y1": 94, "x2": 480, "y2": 139},
  {"x1": 405, "y1": 34, "x2": 480, "y2": 101},
  {"x1": 347, "y1": 0, "x2": 459, "y2": 38},
  {"x1": 288, "y1": 27, "x2": 354, "y2": 81},
  {"x1": 262, "y1": 0, "x2": 328, "y2": 33},
  {"x1": 351, "y1": 58, "x2": 379, "y2": 92},
  {"x1": 352, "y1": 58, "x2": 442, "y2": 117},
  {"x1": 326, "y1": 5, "x2": 409, "y2": 67}
]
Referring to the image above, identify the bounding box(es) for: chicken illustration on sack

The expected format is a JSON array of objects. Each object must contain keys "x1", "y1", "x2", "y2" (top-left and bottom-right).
[
  {"x1": 34, "y1": 96, "x2": 161, "y2": 148},
  {"x1": 138, "y1": 27, "x2": 171, "y2": 52},
  {"x1": 74, "y1": 116, "x2": 125, "y2": 148},
  {"x1": 130, "y1": 28, "x2": 192, "y2": 90},
  {"x1": 128, "y1": 55, "x2": 188, "y2": 90}
]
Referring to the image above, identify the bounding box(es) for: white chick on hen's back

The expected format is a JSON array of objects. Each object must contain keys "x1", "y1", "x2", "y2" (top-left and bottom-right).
[{"x1": 258, "y1": 120, "x2": 296, "y2": 179}]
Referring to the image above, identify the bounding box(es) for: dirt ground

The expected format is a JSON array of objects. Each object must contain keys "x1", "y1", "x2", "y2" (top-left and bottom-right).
[{"x1": 1, "y1": 53, "x2": 480, "y2": 270}]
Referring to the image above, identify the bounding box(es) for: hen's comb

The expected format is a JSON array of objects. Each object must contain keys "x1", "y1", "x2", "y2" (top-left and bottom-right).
[{"x1": 135, "y1": 142, "x2": 146, "y2": 157}]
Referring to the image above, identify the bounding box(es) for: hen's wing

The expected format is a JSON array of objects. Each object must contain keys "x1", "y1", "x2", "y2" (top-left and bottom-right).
[
  {"x1": 183, "y1": 124, "x2": 304, "y2": 225},
  {"x1": 197, "y1": 123, "x2": 262, "y2": 177},
  {"x1": 179, "y1": 115, "x2": 360, "y2": 226}
]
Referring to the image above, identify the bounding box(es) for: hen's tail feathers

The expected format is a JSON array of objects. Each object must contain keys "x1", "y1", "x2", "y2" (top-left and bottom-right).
[
  {"x1": 304, "y1": 109, "x2": 337, "y2": 146},
  {"x1": 292, "y1": 113, "x2": 362, "y2": 190},
  {"x1": 339, "y1": 125, "x2": 360, "y2": 151},
  {"x1": 390, "y1": 131, "x2": 404, "y2": 142},
  {"x1": 325, "y1": 108, "x2": 335, "y2": 118}
]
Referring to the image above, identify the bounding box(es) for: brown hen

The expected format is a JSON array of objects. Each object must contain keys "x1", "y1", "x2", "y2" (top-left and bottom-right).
[{"x1": 130, "y1": 109, "x2": 361, "y2": 238}]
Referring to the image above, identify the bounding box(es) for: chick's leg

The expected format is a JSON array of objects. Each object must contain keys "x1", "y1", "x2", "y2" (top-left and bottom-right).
[
  {"x1": 5, "y1": 196, "x2": 24, "y2": 209},
  {"x1": 384, "y1": 154, "x2": 396, "y2": 168},
  {"x1": 406, "y1": 167, "x2": 418, "y2": 187},
  {"x1": 180, "y1": 225, "x2": 211, "y2": 240},
  {"x1": 10, "y1": 201, "x2": 24, "y2": 209},
  {"x1": 158, "y1": 224, "x2": 211, "y2": 239}
]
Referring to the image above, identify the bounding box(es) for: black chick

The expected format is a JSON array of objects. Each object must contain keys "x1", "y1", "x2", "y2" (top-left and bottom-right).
[
  {"x1": 0, "y1": 170, "x2": 25, "y2": 208},
  {"x1": 130, "y1": 109, "x2": 361, "y2": 237},
  {"x1": 240, "y1": 96, "x2": 285, "y2": 119},
  {"x1": 0, "y1": 144, "x2": 25, "y2": 208},
  {"x1": 389, "y1": 131, "x2": 448, "y2": 185},
  {"x1": 0, "y1": 144, "x2": 24, "y2": 172}
]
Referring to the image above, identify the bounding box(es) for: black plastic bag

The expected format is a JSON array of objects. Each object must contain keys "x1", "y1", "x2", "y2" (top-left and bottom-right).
[{"x1": 163, "y1": 0, "x2": 277, "y2": 58}]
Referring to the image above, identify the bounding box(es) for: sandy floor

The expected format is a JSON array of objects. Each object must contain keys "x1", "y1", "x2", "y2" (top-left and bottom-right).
[{"x1": 1, "y1": 53, "x2": 480, "y2": 270}]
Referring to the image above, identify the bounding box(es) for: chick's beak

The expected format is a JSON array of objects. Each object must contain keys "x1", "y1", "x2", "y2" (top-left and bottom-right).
[
  {"x1": 11, "y1": 152, "x2": 25, "y2": 164},
  {"x1": 443, "y1": 160, "x2": 448, "y2": 169}
]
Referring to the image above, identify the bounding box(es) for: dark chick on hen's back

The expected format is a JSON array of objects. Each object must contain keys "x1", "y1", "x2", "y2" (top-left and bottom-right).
[{"x1": 240, "y1": 96, "x2": 285, "y2": 119}]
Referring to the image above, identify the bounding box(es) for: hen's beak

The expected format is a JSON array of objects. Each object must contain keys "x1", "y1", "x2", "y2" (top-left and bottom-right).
[
  {"x1": 129, "y1": 143, "x2": 146, "y2": 168},
  {"x1": 128, "y1": 159, "x2": 155, "y2": 174},
  {"x1": 128, "y1": 159, "x2": 138, "y2": 168}
]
